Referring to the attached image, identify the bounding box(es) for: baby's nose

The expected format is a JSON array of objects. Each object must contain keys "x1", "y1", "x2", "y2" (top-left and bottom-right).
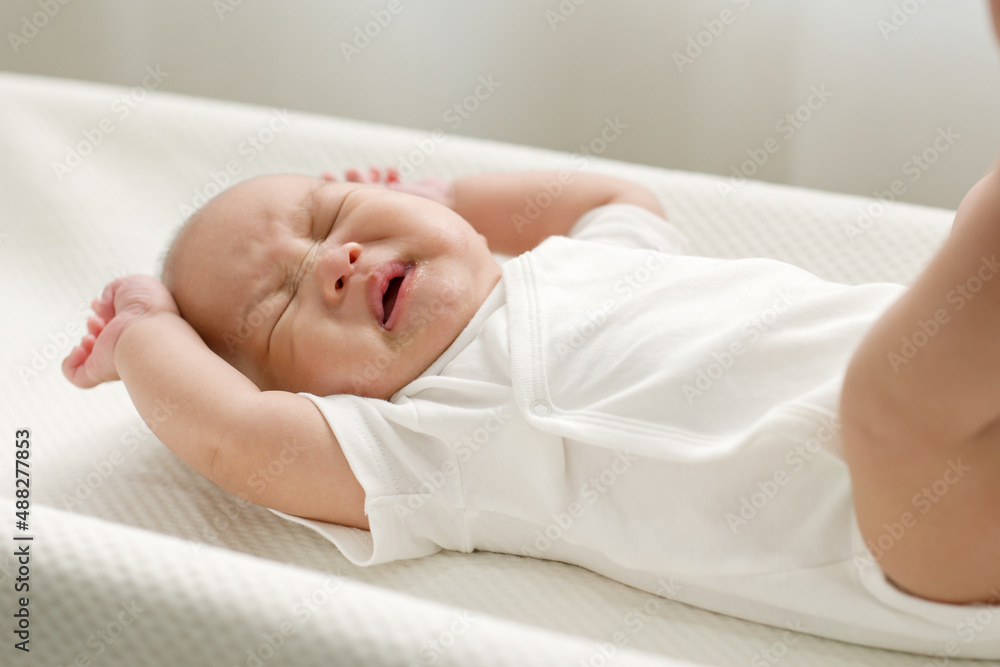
[{"x1": 317, "y1": 242, "x2": 362, "y2": 305}]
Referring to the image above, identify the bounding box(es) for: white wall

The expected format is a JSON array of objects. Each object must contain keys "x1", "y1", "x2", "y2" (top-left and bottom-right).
[{"x1": 2, "y1": 0, "x2": 999, "y2": 209}]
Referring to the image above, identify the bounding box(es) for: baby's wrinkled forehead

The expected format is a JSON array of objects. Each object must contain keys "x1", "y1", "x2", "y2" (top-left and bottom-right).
[
  {"x1": 205, "y1": 176, "x2": 315, "y2": 241},
  {"x1": 166, "y1": 179, "x2": 311, "y2": 336},
  {"x1": 189, "y1": 176, "x2": 317, "y2": 273}
]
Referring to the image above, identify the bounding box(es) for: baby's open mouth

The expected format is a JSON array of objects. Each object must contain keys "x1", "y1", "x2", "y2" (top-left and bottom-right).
[
  {"x1": 382, "y1": 276, "x2": 402, "y2": 325},
  {"x1": 370, "y1": 260, "x2": 414, "y2": 331}
]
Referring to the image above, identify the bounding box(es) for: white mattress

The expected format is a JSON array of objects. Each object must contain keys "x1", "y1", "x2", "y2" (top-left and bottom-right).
[{"x1": 1, "y1": 71, "x2": 991, "y2": 666}]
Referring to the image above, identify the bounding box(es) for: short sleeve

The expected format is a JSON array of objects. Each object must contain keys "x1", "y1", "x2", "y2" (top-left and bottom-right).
[
  {"x1": 268, "y1": 392, "x2": 470, "y2": 567},
  {"x1": 568, "y1": 203, "x2": 691, "y2": 255}
]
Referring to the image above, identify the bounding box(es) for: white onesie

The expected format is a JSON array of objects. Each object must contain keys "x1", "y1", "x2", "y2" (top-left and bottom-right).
[{"x1": 275, "y1": 204, "x2": 1000, "y2": 658}]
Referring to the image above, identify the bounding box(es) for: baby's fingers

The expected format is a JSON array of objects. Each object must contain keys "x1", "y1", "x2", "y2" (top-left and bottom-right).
[
  {"x1": 91, "y1": 282, "x2": 119, "y2": 322},
  {"x1": 87, "y1": 315, "x2": 105, "y2": 338},
  {"x1": 343, "y1": 167, "x2": 394, "y2": 185},
  {"x1": 345, "y1": 168, "x2": 371, "y2": 183},
  {"x1": 62, "y1": 335, "x2": 96, "y2": 387},
  {"x1": 78, "y1": 334, "x2": 96, "y2": 358}
]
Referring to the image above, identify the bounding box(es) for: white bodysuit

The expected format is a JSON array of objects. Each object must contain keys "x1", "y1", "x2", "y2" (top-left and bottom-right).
[{"x1": 275, "y1": 204, "x2": 1000, "y2": 658}]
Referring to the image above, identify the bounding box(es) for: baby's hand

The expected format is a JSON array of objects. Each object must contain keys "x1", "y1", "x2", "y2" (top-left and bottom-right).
[
  {"x1": 322, "y1": 167, "x2": 453, "y2": 208},
  {"x1": 62, "y1": 275, "x2": 179, "y2": 389}
]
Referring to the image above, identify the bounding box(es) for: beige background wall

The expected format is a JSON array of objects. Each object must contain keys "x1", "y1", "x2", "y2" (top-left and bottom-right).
[{"x1": 2, "y1": 0, "x2": 999, "y2": 209}]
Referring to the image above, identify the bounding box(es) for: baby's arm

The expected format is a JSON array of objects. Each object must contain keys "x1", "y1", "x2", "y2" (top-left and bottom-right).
[
  {"x1": 63, "y1": 276, "x2": 368, "y2": 529},
  {"x1": 336, "y1": 167, "x2": 664, "y2": 256},
  {"x1": 449, "y1": 171, "x2": 664, "y2": 255}
]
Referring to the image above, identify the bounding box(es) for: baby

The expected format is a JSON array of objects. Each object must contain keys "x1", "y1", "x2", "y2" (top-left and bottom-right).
[
  {"x1": 62, "y1": 9, "x2": 1000, "y2": 653},
  {"x1": 63, "y1": 164, "x2": 1000, "y2": 648},
  {"x1": 63, "y1": 168, "x2": 665, "y2": 532}
]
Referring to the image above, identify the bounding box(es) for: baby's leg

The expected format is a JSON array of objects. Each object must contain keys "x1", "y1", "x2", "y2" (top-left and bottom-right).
[{"x1": 840, "y1": 169, "x2": 1000, "y2": 604}]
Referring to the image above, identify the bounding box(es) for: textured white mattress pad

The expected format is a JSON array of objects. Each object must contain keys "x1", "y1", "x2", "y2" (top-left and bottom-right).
[{"x1": 3, "y1": 71, "x2": 991, "y2": 666}]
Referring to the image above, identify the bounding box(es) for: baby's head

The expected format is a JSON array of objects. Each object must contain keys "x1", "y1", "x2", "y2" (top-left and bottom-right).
[{"x1": 162, "y1": 174, "x2": 501, "y2": 399}]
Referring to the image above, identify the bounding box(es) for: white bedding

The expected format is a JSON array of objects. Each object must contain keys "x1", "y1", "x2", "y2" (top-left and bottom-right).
[{"x1": 2, "y1": 71, "x2": 994, "y2": 666}]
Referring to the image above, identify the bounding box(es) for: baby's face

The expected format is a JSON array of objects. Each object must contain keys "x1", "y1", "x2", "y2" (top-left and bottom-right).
[{"x1": 168, "y1": 174, "x2": 501, "y2": 399}]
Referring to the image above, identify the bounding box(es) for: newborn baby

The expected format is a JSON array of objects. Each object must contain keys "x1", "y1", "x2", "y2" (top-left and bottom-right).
[
  {"x1": 63, "y1": 169, "x2": 664, "y2": 531},
  {"x1": 64, "y1": 162, "x2": 1000, "y2": 656}
]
